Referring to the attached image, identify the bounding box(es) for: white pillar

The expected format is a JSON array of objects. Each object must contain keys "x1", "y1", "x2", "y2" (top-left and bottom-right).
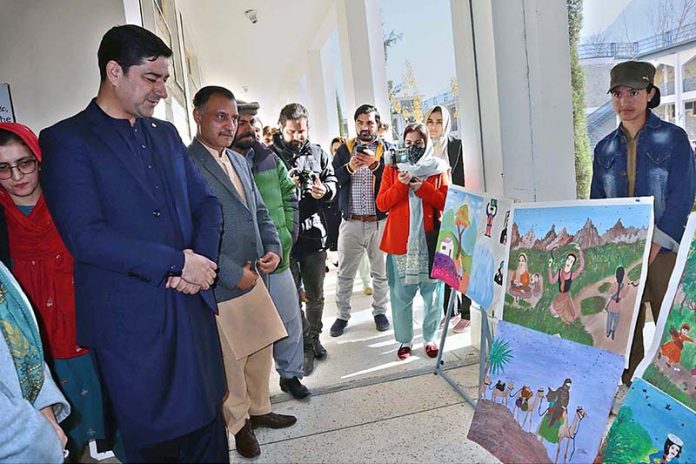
[
  {"x1": 450, "y1": 0, "x2": 504, "y2": 194},
  {"x1": 307, "y1": 46, "x2": 340, "y2": 152},
  {"x1": 477, "y1": 0, "x2": 576, "y2": 201},
  {"x1": 336, "y1": 0, "x2": 390, "y2": 138}
]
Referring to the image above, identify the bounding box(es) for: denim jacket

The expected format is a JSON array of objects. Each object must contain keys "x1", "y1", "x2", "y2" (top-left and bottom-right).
[{"x1": 590, "y1": 111, "x2": 695, "y2": 251}]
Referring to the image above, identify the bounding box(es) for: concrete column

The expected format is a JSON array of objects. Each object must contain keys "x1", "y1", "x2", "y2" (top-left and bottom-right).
[
  {"x1": 482, "y1": 0, "x2": 576, "y2": 201},
  {"x1": 307, "y1": 47, "x2": 340, "y2": 151},
  {"x1": 450, "y1": 0, "x2": 504, "y2": 194},
  {"x1": 336, "y1": 0, "x2": 390, "y2": 138},
  {"x1": 675, "y1": 53, "x2": 685, "y2": 127}
]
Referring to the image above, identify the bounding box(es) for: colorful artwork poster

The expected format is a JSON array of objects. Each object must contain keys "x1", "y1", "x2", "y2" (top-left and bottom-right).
[
  {"x1": 601, "y1": 378, "x2": 696, "y2": 464},
  {"x1": 637, "y1": 213, "x2": 696, "y2": 412},
  {"x1": 467, "y1": 321, "x2": 624, "y2": 464},
  {"x1": 500, "y1": 198, "x2": 654, "y2": 358},
  {"x1": 431, "y1": 186, "x2": 514, "y2": 313}
]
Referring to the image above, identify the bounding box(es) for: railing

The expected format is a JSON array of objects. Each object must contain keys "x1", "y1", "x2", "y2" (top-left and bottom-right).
[{"x1": 578, "y1": 22, "x2": 696, "y2": 60}]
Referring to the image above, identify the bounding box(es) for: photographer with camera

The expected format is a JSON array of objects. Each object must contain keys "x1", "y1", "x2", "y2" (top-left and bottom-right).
[
  {"x1": 330, "y1": 104, "x2": 391, "y2": 338},
  {"x1": 270, "y1": 103, "x2": 336, "y2": 376}
]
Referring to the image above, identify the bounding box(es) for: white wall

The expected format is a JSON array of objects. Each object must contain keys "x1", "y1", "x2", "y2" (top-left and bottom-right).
[{"x1": 0, "y1": 0, "x2": 126, "y2": 133}]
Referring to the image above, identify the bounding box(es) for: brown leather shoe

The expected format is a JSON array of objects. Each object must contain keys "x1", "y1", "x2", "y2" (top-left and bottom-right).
[
  {"x1": 234, "y1": 419, "x2": 261, "y2": 458},
  {"x1": 250, "y1": 412, "x2": 297, "y2": 429}
]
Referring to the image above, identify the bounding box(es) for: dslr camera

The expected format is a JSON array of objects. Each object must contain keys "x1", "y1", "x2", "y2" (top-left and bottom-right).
[
  {"x1": 386, "y1": 147, "x2": 409, "y2": 170},
  {"x1": 289, "y1": 167, "x2": 318, "y2": 196}
]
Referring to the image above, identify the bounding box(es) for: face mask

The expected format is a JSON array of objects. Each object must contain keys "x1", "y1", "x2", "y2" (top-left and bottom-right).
[{"x1": 407, "y1": 146, "x2": 426, "y2": 164}]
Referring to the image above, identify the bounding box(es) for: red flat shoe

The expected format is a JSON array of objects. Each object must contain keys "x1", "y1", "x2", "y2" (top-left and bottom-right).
[
  {"x1": 397, "y1": 345, "x2": 412, "y2": 360},
  {"x1": 424, "y1": 343, "x2": 439, "y2": 358}
]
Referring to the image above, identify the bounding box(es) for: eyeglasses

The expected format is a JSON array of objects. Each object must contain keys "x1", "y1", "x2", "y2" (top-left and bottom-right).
[{"x1": 0, "y1": 159, "x2": 38, "y2": 180}]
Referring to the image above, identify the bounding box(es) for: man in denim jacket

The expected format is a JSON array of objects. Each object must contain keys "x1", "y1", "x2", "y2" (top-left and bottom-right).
[{"x1": 591, "y1": 60, "x2": 696, "y2": 385}]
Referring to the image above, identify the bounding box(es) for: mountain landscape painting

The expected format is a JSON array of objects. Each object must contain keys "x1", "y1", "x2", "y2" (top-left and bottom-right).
[
  {"x1": 637, "y1": 213, "x2": 696, "y2": 413},
  {"x1": 431, "y1": 186, "x2": 514, "y2": 314},
  {"x1": 500, "y1": 198, "x2": 654, "y2": 356}
]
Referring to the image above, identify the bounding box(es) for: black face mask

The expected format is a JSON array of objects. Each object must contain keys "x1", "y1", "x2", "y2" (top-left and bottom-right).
[{"x1": 407, "y1": 146, "x2": 426, "y2": 164}]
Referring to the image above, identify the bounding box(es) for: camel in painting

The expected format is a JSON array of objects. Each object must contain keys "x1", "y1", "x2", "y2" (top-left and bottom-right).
[
  {"x1": 491, "y1": 380, "x2": 515, "y2": 405},
  {"x1": 520, "y1": 387, "x2": 545, "y2": 431},
  {"x1": 555, "y1": 406, "x2": 587, "y2": 464},
  {"x1": 510, "y1": 385, "x2": 534, "y2": 421},
  {"x1": 479, "y1": 374, "x2": 492, "y2": 400}
]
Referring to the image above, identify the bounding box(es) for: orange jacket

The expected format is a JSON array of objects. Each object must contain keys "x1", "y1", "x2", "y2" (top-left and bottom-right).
[{"x1": 376, "y1": 165, "x2": 448, "y2": 255}]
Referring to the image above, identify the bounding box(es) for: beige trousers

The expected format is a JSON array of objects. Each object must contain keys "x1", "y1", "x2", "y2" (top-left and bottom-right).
[{"x1": 217, "y1": 322, "x2": 273, "y2": 434}]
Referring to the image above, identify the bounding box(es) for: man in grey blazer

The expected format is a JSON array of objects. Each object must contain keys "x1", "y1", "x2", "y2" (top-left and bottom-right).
[{"x1": 187, "y1": 86, "x2": 296, "y2": 459}]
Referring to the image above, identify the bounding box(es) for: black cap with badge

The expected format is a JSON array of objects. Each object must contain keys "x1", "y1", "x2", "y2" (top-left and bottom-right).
[{"x1": 608, "y1": 60, "x2": 660, "y2": 108}]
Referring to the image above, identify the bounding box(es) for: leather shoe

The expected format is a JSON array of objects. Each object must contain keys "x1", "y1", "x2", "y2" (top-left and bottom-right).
[
  {"x1": 330, "y1": 318, "x2": 348, "y2": 337},
  {"x1": 280, "y1": 376, "x2": 311, "y2": 400},
  {"x1": 234, "y1": 419, "x2": 260, "y2": 458},
  {"x1": 303, "y1": 348, "x2": 315, "y2": 376},
  {"x1": 313, "y1": 338, "x2": 327, "y2": 359},
  {"x1": 250, "y1": 412, "x2": 297, "y2": 429}
]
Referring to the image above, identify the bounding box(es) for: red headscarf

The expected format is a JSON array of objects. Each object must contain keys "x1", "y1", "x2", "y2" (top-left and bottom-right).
[{"x1": 0, "y1": 122, "x2": 84, "y2": 359}]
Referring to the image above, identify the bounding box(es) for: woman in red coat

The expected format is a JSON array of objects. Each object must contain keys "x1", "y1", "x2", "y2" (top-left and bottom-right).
[{"x1": 377, "y1": 123, "x2": 448, "y2": 360}]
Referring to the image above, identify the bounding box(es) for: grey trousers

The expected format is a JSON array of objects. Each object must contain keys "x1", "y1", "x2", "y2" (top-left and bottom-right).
[
  {"x1": 268, "y1": 268, "x2": 304, "y2": 379},
  {"x1": 335, "y1": 218, "x2": 389, "y2": 320}
]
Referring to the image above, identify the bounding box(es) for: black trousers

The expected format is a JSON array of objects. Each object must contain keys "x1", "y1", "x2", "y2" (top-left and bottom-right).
[
  {"x1": 123, "y1": 409, "x2": 228, "y2": 463},
  {"x1": 443, "y1": 285, "x2": 472, "y2": 319},
  {"x1": 291, "y1": 250, "x2": 327, "y2": 344}
]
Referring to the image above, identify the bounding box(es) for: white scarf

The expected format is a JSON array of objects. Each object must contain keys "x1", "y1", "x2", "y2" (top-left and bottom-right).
[{"x1": 425, "y1": 105, "x2": 452, "y2": 168}]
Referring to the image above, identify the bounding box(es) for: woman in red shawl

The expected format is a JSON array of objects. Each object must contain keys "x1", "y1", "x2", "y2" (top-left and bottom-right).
[{"x1": 0, "y1": 123, "x2": 110, "y2": 459}]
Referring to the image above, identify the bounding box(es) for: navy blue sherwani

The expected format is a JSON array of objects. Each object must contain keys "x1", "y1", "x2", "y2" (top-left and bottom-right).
[{"x1": 39, "y1": 100, "x2": 226, "y2": 457}]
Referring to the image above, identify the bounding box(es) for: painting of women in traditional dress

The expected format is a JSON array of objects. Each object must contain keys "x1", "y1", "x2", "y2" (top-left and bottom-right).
[
  {"x1": 548, "y1": 245, "x2": 585, "y2": 324},
  {"x1": 509, "y1": 253, "x2": 531, "y2": 303},
  {"x1": 659, "y1": 323, "x2": 695, "y2": 371}
]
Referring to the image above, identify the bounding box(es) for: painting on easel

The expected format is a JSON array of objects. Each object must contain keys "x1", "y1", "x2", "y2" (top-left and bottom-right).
[
  {"x1": 636, "y1": 213, "x2": 696, "y2": 413},
  {"x1": 600, "y1": 378, "x2": 696, "y2": 464},
  {"x1": 431, "y1": 186, "x2": 513, "y2": 315},
  {"x1": 467, "y1": 321, "x2": 624, "y2": 464},
  {"x1": 500, "y1": 198, "x2": 654, "y2": 357}
]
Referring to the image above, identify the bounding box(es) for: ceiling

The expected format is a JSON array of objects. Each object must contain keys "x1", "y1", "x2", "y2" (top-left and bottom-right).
[{"x1": 176, "y1": 0, "x2": 336, "y2": 123}]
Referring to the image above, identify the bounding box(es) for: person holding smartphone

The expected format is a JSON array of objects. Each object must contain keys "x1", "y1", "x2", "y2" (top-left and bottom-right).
[{"x1": 376, "y1": 123, "x2": 449, "y2": 360}]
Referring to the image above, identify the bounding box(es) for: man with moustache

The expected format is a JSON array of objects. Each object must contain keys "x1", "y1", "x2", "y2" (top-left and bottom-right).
[
  {"x1": 39, "y1": 26, "x2": 227, "y2": 462},
  {"x1": 230, "y1": 100, "x2": 309, "y2": 400},
  {"x1": 330, "y1": 104, "x2": 391, "y2": 337},
  {"x1": 591, "y1": 61, "x2": 695, "y2": 388},
  {"x1": 270, "y1": 103, "x2": 336, "y2": 376},
  {"x1": 187, "y1": 87, "x2": 297, "y2": 458}
]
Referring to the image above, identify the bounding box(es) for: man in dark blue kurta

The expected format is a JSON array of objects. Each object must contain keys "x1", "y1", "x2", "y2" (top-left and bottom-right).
[{"x1": 39, "y1": 25, "x2": 228, "y2": 462}]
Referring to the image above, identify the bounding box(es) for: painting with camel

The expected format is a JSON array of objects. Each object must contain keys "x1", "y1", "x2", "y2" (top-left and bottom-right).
[
  {"x1": 637, "y1": 213, "x2": 696, "y2": 413},
  {"x1": 500, "y1": 198, "x2": 654, "y2": 357},
  {"x1": 600, "y1": 378, "x2": 696, "y2": 464},
  {"x1": 431, "y1": 186, "x2": 514, "y2": 314},
  {"x1": 467, "y1": 321, "x2": 623, "y2": 464}
]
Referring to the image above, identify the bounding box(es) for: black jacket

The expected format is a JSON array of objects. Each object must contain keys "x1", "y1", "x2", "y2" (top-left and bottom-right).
[
  {"x1": 271, "y1": 134, "x2": 337, "y2": 258},
  {"x1": 447, "y1": 135, "x2": 465, "y2": 187},
  {"x1": 332, "y1": 137, "x2": 391, "y2": 221}
]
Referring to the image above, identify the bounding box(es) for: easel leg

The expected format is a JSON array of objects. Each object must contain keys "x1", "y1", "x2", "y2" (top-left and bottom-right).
[{"x1": 433, "y1": 290, "x2": 492, "y2": 408}]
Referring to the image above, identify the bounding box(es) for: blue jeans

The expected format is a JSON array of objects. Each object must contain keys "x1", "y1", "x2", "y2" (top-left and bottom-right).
[{"x1": 386, "y1": 255, "x2": 443, "y2": 345}]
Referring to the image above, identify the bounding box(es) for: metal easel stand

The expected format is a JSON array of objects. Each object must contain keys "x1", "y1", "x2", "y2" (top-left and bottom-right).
[{"x1": 434, "y1": 288, "x2": 492, "y2": 408}]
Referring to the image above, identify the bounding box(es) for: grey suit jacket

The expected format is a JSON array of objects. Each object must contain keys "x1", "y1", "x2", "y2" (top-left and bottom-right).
[{"x1": 187, "y1": 138, "x2": 281, "y2": 303}]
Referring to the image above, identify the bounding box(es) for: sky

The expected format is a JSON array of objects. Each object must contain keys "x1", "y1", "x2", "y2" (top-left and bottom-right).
[
  {"x1": 380, "y1": 0, "x2": 457, "y2": 99},
  {"x1": 579, "y1": 0, "x2": 632, "y2": 40},
  {"x1": 487, "y1": 321, "x2": 624, "y2": 463},
  {"x1": 618, "y1": 378, "x2": 696, "y2": 462},
  {"x1": 514, "y1": 202, "x2": 653, "y2": 237}
]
